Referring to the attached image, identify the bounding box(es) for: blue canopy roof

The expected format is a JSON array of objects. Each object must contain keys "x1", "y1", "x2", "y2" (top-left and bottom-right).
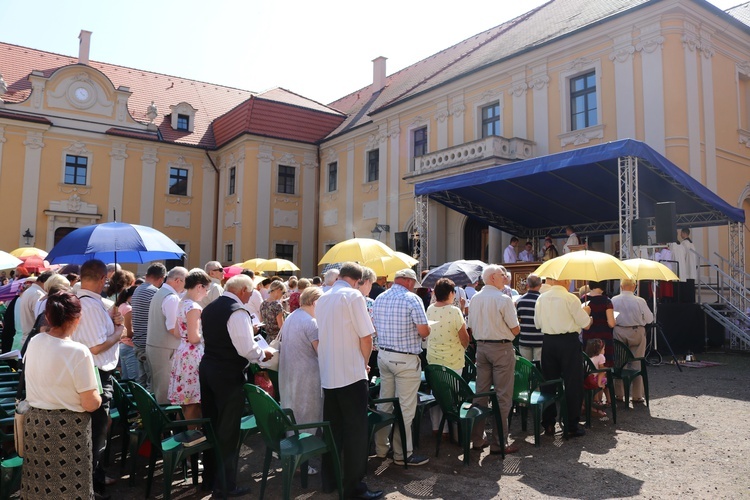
[{"x1": 414, "y1": 139, "x2": 744, "y2": 237}]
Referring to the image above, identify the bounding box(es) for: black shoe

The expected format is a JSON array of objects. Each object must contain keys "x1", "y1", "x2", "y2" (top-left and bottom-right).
[
  {"x1": 349, "y1": 489, "x2": 384, "y2": 500},
  {"x1": 212, "y1": 485, "x2": 251, "y2": 497},
  {"x1": 565, "y1": 427, "x2": 586, "y2": 439},
  {"x1": 94, "y1": 493, "x2": 111, "y2": 500}
]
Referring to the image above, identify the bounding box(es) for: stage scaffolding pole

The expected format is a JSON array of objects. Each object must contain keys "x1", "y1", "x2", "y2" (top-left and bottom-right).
[
  {"x1": 618, "y1": 156, "x2": 639, "y2": 259},
  {"x1": 415, "y1": 195, "x2": 429, "y2": 276}
]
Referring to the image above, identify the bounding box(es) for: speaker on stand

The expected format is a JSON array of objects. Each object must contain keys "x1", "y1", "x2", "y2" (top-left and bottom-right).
[
  {"x1": 632, "y1": 218, "x2": 650, "y2": 247},
  {"x1": 655, "y1": 201, "x2": 677, "y2": 244},
  {"x1": 395, "y1": 232, "x2": 409, "y2": 253}
]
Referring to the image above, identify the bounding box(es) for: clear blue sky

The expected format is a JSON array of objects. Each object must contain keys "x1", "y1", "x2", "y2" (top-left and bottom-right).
[{"x1": 1, "y1": 0, "x2": 742, "y2": 104}]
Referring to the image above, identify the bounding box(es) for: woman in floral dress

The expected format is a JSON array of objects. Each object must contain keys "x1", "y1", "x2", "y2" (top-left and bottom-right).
[
  {"x1": 260, "y1": 280, "x2": 287, "y2": 341},
  {"x1": 168, "y1": 268, "x2": 210, "y2": 422}
]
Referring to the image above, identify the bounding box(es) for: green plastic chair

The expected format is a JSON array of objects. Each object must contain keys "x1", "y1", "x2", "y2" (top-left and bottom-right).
[
  {"x1": 127, "y1": 381, "x2": 226, "y2": 499},
  {"x1": 582, "y1": 353, "x2": 616, "y2": 428},
  {"x1": 368, "y1": 394, "x2": 408, "y2": 468},
  {"x1": 612, "y1": 339, "x2": 649, "y2": 408},
  {"x1": 105, "y1": 378, "x2": 140, "y2": 468},
  {"x1": 244, "y1": 384, "x2": 343, "y2": 500},
  {"x1": 509, "y1": 357, "x2": 566, "y2": 447},
  {"x1": 425, "y1": 364, "x2": 504, "y2": 465},
  {"x1": 0, "y1": 421, "x2": 21, "y2": 500}
]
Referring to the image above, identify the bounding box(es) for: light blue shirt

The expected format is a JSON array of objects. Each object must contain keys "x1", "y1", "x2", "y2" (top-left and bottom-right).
[{"x1": 372, "y1": 283, "x2": 428, "y2": 354}]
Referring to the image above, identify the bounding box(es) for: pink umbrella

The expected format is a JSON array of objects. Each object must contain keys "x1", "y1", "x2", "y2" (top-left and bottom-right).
[{"x1": 223, "y1": 265, "x2": 243, "y2": 280}]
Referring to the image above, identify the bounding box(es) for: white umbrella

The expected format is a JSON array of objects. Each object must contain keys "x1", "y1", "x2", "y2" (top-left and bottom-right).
[{"x1": 0, "y1": 251, "x2": 23, "y2": 270}]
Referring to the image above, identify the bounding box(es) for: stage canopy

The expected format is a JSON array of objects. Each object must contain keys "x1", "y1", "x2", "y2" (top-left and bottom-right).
[{"x1": 414, "y1": 139, "x2": 745, "y2": 238}]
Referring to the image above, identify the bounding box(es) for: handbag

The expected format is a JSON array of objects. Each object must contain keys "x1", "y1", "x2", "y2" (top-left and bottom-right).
[
  {"x1": 259, "y1": 334, "x2": 281, "y2": 371},
  {"x1": 14, "y1": 395, "x2": 30, "y2": 457}
]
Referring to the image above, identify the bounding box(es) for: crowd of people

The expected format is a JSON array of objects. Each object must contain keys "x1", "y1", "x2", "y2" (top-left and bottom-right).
[{"x1": 0, "y1": 243, "x2": 661, "y2": 500}]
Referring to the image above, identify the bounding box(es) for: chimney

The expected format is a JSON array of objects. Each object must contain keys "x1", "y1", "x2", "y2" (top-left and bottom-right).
[
  {"x1": 78, "y1": 30, "x2": 92, "y2": 65},
  {"x1": 372, "y1": 56, "x2": 387, "y2": 90}
]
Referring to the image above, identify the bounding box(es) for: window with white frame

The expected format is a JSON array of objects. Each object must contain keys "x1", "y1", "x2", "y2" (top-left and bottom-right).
[
  {"x1": 176, "y1": 114, "x2": 190, "y2": 131},
  {"x1": 327, "y1": 162, "x2": 338, "y2": 192},
  {"x1": 228, "y1": 166, "x2": 236, "y2": 196},
  {"x1": 481, "y1": 102, "x2": 501, "y2": 138},
  {"x1": 570, "y1": 71, "x2": 597, "y2": 131},
  {"x1": 64, "y1": 154, "x2": 88, "y2": 186},
  {"x1": 366, "y1": 149, "x2": 379, "y2": 183},
  {"x1": 413, "y1": 127, "x2": 428, "y2": 157},
  {"x1": 277, "y1": 165, "x2": 296, "y2": 194},
  {"x1": 169, "y1": 167, "x2": 189, "y2": 196}
]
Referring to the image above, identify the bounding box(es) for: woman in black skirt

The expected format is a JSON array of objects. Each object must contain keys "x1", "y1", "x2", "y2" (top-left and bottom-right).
[{"x1": 22, "y1": 290, "x2": 102, "y2": 499}]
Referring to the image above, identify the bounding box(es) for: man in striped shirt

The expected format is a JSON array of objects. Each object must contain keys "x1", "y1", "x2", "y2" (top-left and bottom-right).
[
  {"x1": 73, "y1": 259, "x2": 126, "y2": 498},
  {"x1": 130, "y1": 263, "x2": 166, "y2": 389},
  {"x1": 516, "y1": 274, "x2": 543, "y2": 363}
]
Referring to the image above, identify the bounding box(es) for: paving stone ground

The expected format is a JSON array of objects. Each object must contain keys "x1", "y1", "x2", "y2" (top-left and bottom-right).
[{"x1": 108, "y1": 350, "x2": 750, "y2": 499}]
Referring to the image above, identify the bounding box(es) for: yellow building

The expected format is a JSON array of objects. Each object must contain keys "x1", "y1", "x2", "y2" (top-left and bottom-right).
[{"x1": 0, "y1": 0, "x2": 749, "y2": 281}]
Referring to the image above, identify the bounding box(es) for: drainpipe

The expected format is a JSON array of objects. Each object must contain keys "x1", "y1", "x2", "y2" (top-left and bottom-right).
[{"x1": 205, "y1": 150, "x2": 220, "y2": 259}]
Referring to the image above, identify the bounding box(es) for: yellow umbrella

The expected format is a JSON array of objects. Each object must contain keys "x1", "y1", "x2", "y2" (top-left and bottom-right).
[
  {"x1": 533, "y1": 250, "x2": 633, "y2": 281},
  {"x1": 10, "y1": 247, "x2": 48, "y2": 259},
  {"x1": 256, "y1": 258, "x2": 300, "y2": 273},
  {"x1": 318, "y1": 238, "x2": 395, "y2": 265},
  {"x1": 362, "y1": 252, "x2": 418, "y2": 277},
  {"x1": 239, "y1": 258, "x2": 268, "y2": 271},
  {"x1": 621, "y1": 258, "x2": 679, "y2": 281}
]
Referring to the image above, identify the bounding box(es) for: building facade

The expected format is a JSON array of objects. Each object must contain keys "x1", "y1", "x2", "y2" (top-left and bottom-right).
[{"x1": 1, "y1": 0, "x2": 749, "y2": 276}]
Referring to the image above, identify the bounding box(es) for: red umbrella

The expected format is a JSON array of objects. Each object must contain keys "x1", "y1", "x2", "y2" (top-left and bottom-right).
[{"x1": 19, "y1": 255, "x2": 50, "y2": 274}]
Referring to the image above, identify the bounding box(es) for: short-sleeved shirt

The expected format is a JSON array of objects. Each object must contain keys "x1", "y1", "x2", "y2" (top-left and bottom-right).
[
  {"x1": 516, "y1": 290, "x2": 543, "y2": 347},
  {"x1": 74, "y1": 289, "x2": 118, "y2": 371},
  {"x1": 534, "y1": 285, "x2": 591, "y2": 334},
  {"x1": 25, "y1": 333, "x2": 98, "y2": 412},
  {"x1": 317, "y1": 280, "x2": 374, "y2": 389},
  {"x1": 467, "y1": 284, "x2": 519, "y2": 341},
  {"x1": 372, "y1": 283, "x2": 428, "y2": 354},
  {"x1": 426, "y1": 304, "x2": 465, "y2": 371}
]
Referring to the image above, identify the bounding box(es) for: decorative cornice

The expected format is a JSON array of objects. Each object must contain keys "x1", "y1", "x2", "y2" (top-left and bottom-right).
[
  {"x1": 738, "y1": 62, "x2": 750, "y2": 78},
  {"x1": 609, "y1": 45, "x2": 635, "y2": 63},
  {"x1": 366, "y1": 132, "x2": 387, "y2": 150},
  {"x1": 278, "y1": 152, "x2": 299, "y2": 167},
  {"x1": 167, "y1": 155, "x2": 191, "y2": 170},
  {"x1": 559, "y1": 124, "x2": 605, "y2": 147},
  {"x1": 478, "y1": 89, "x2": 501, "y2": 103},
  {"x1": 682, "y1": 32, "x2": 700, "y2": 52},
  {"x1": 510, "y1": 82, "x2": 528, "y2": 98},
  {"x1": 326, "y1": 148, "x2": 337, "y2": 163},
  {"x1": 387, "y1": 125, "x2": 400, "y2": 138},
  {"x1": 567, "y1": 57, "x2": 593, "y2": 71},
  {"x1": 0, "y1": 127, "x2": 5, "y2": 144},
  {"x1": 141, "y1": 147, "x2": 159, "y2": 164},
  {"x1": 738, "y1": 129, "x2": 750, "y2": 148},
  {"x1": 109, "y1": 143, "x2": 128, "y2": 161},
  {"x1": 24, "y1": 131, "x2": 44, "y2": 150},
  {"x1": 303, "y1": 152, "x2": 318, "y2": 170},
  {"x1": 527, "y1": 75, "x2": 550, "y2": 90},
  {"x1": 450, "y1": 103, "x2": 466, "y2": 117},
  {"x1": 636, "y1": 36, "x2": 664, "y2": 54},
  {"x1": 202, "y1": 160, "x2": 215, "y2": 172},
  {"x1": 435, "y1": 109, "x2": 449, "y2": 123}
]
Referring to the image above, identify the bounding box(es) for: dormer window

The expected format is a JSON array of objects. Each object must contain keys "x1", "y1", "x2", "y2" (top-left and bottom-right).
[
  {"x1": 176, "y1": 114, "x2": 189, "y2": 131},
  {"x1": 169, "y1": 102, "x2": 197, "y2": 132}
]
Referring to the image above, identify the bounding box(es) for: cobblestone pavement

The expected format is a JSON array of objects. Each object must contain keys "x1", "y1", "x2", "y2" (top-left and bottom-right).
[{"x1": 108, "y1": 351, "x2": 750, "y2": 499}]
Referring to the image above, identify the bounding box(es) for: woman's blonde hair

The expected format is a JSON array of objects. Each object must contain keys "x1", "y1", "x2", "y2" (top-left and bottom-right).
[{"x1": 300, "y1": 286, "x2": 323, "y2": 307}]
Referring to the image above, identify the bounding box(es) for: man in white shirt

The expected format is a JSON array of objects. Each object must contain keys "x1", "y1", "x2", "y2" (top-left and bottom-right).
[
  {"x1": 503, "y1": 237, "x2": 519, "y2": 264},
  {"x1": 73, "y1": 259, "x2": 125, "y2": 497},
  {"x1": 611, "y1": 279, "x2": 654, "y2": 404},
  {"x1": 199, "y1": 260, "x2": 224, "y2": 308},
  {"x1": 199, "y1": 275, "x2": 273, "y2": 497},
  {"x1": 468, "y1": 264, "x2": 520, "y2": 454},
  {"x1": 563, "y1": 225, "x2": 580, "y2": 254},
  {"x1": 317, "y1": 263, "x2": 382, "y2": 500},
  {"x1": 321, "y1": 268, "x2": 340, "y2": 293},
  {"x1": 534, "y1": 277, "x2": 592, "y2": 438},
  {"x1": 241, "y1": 270, "x2": 264, "y2": 321},
  {"x1": 146, "y1": 266, "x2": 187, "y2": 404},
  {"x1": 517, "y1": 241, "x2": 535, "y2": 262}
]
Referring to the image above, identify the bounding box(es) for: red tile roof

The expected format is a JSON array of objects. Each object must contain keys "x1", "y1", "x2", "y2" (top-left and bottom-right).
[
  {"x1": 0, "y1": 42, "x2": 254, "y2": 148},
  {"x1": 212, "y1": 89, "x2": 345, "y2": 146},
  {"x1": 105, "y1": 127, "x2": 159, "y2": 141},
  {"x1": 0, "y1": 109, "x2": 51, "y2": 125}
]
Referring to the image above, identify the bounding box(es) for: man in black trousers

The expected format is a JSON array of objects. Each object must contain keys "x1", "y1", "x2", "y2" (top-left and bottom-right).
[
  {"x1": 534, "y1": 277, "x2": 592, "y2": 438},
  {"x1": 200, "y1": 275, "x2": 272, "y2": 497}
]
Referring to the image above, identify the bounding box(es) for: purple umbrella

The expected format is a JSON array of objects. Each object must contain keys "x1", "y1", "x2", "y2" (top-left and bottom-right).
[{"x1": 0, "y1": 278, "x2": 30, "y2": 303}]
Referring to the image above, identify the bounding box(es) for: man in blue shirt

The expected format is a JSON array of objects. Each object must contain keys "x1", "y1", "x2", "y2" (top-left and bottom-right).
[{"x1": 372, "y1": 269, "x2": 430, "y2": 466}]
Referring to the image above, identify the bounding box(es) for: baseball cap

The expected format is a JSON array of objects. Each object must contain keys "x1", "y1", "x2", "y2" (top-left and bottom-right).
[{"x1": 394, "y1": 268, "x2": 421, "y2": 286}]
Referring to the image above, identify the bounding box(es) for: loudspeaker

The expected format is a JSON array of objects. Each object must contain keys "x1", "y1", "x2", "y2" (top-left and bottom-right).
[
  {"x1": 655, "y1": 202, "x2": 677, "y2": 244},
  {"x1": 395, "y1": 232, "x2": 410, "y2": 253},
  {"x1": 632, "y1": 218, "x2": 649, "y2": 246}
]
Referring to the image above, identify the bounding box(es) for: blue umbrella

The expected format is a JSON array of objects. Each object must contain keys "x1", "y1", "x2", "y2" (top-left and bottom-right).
[
  {"x1": 420, "y1": 259, "x2": 487, "y2": 288},
  {"x1": 46, "y1": 222, "x2": 185, "y2": 265}
]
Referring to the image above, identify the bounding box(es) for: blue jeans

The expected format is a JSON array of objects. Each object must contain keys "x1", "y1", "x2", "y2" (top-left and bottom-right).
[{"x1": 119, "y1": 343, "x2": 139, "y2": 381}]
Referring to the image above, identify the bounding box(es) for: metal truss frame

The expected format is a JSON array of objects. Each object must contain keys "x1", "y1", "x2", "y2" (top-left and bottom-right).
[
  {"x1": 414, "y1": 195, "x2": 429, "y2": 275},
  {"x1": 618, "y1": 156, "x2": 638, "y2": 260},
  {"x1": 729, "y1": 221, "x2": 747, "y2": 316}
]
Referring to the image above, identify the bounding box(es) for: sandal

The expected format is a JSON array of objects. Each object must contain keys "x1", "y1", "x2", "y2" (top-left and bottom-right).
[{"x1": 591, "y1": 408, "x2": 606, "y2": 418}]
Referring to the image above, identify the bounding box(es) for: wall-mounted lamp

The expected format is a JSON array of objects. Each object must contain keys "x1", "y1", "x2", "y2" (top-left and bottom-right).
[
  {"x1": 371, "y1": 223, "x2": 390, "y2": 240},
  {"x1": 22, "y1": 228, "x2": 33, "y2": 246}
]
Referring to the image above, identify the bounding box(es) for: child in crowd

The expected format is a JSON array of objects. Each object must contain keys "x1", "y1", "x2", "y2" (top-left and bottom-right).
[{"x1": 584, "y1": 338, "x2": 608, "y2": 417}]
